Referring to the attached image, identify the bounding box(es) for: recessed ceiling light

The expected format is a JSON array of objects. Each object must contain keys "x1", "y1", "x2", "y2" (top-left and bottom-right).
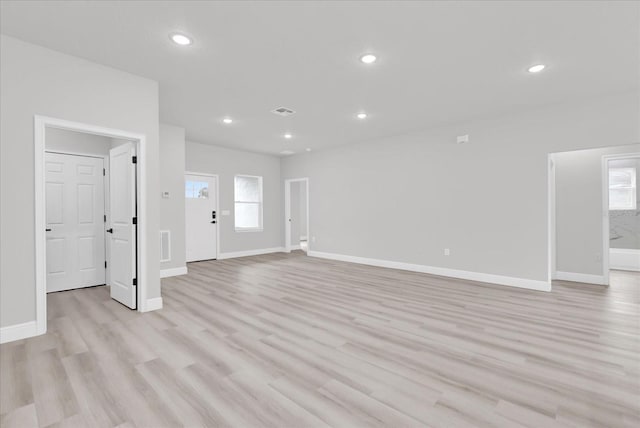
[
  {"x1": 170, "y1": 33, "x2": 192, "y2": 46},
  {"x1": 527, "y1": 64, "x2": 545, "y2": 73},
  {"x1": 281, "y1": 150, "x2": 295, "y2": 155},
  {"x1": 356, "y1": 112, "x2": 368, "y2": 119},
  {"x1": 222, "y1": 118, "x2": 233, "y2": 124},
  {"x1": 360, "y1": 54, "x2": 377, "y2": 64},
  {"x1": 305, "y1": 148, "x2": 312, "y2": 152},
  {"x1": 284, "y1": 133, "x2": 293, "y2": 139}
]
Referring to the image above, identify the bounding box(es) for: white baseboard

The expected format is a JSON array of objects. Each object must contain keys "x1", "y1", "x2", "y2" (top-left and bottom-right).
[
  {"x1": 610, "y1": 248, "x2": 640, "y2": 272},
  {"x1": 142, "y1": 297, "x2": 163, "y2": 312},
  {"x1": 0, "y1": 320, "x2": 38, "y2": 344},
  {"x1": 300, "y1": 236, "x2": 308, "y2": 241},
  {"x1": 554, "y1": 271, "x2": 606, "y2": 285},
  {"x1": 289, "y1": 244, "x2": 302, "y2": 251},
  {"x1": 160, "y1": 266, "x2": 188, "y2": 278},
  {"x1": 308, "y1": 251, "x2": 550, "y2": 292},
  {"x1": 218, "y1": 247, "x2": 285, "y2": 260}
]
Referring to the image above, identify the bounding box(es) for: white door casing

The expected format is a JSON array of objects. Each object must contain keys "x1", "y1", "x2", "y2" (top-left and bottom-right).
[
  {"x1": 109, "y1": 143, "x2": 137, "y2": 309},
  {"x1": 45, "y1": 153, "x2": 106, "y2": 292},
  {"x1": 33, "y1": 116, "x2": 151, "y2": 342},
  {"x1": 185, "y1": 174, "x2": 218, "y2": 262}
]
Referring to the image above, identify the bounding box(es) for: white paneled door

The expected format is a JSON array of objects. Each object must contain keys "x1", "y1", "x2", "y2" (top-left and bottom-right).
[
  {"x1": 185, "y1": 174, "x2": 218, "y2": 261},
  {"x1": 108, "y1": 143, "x2": 137, "y2": 309},
  {"x1": 45, "y1": 153, "x2": 106, "y2": 292}
]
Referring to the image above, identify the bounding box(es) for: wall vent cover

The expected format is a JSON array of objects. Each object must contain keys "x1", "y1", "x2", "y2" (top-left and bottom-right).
[
  {"x1": 160, "y1": 230, "x2": 171, "y2": 262},
  {"x1": 271, "y1": 107, "x2": 296, "y2": 117}
]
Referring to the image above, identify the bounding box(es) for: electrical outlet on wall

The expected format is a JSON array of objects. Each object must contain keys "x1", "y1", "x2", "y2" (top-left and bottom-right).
[{"x1": 444, "y1": 248, "x2": 450, "y2": 256}]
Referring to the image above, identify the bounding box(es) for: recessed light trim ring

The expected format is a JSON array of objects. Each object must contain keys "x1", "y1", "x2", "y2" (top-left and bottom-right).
[
  {"x1": 528, "y1": 64, "x2": 545, "y2": 73},
  {"x1": 170, "y1": 33, "x2": 193, "y2": 46},
  {"x1": 360, "y1": 53, "x2": 377, "y2": 64}
]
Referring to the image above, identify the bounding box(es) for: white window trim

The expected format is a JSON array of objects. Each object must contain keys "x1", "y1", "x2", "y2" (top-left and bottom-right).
[
  {"x1": 609, "y1": 167, "x2": 637, "y2": 211},
  {"x1": 234, "y1": 174, "x2": 264, "y2": 232}
]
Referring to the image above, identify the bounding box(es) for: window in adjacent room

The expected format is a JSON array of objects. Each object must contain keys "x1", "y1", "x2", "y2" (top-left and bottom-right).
[
  {"x1": 234, "y1": 175, "x2": 263, "y2": 231},
  {"x1": 609, "y1": 167, "x2": 636, "y2": 210}
]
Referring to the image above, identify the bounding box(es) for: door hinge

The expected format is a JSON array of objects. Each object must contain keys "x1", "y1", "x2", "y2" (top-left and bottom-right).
[
  {"x1": 104, "y1": 214, "x2": 107, "y2": 223},
  {"x1": 105, "y1": 261, "x2": 107, "y2": 269},
  {"x1": 133, "y1": 278, "x2": 137, "y2": 286},
  {"x1": 103, "y1": 168, "x2": 106, "y2": 176},
  {"x1": 132, "y1": 217, "x2": 137, "y2": 225},
  {"x1": 132, "y1": 156, "x2": 137, "y2": 164}
]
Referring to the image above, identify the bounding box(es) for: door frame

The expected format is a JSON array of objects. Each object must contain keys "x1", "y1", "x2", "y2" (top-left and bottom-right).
[
  {"x1": 185, "y1": 171, "x2": 220, "y2": 259},
  {"x1": 34, "y1": 115, "x2": 148, "y2": 336},
  {"x1": 601, "y1": 153, "x2": 640, "y2": 284},
  {"x1": 284, "y1": 177, "x2": 310, "y2": 253},
  {"x1": 547, "y1": 153, "x2": 556, "y2": 285}
]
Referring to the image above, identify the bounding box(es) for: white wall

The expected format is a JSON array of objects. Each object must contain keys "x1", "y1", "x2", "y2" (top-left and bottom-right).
[
  {"x1": 554, "y1": 145, "x2": 640, "y2": 277},
  {"x1": 159, "y1": 124, "x2": 186, "y2": 271},
  {"x1": 46, "y1": 127, "x2": 113, "y2": 155},
  {"x1": 0, "y1": 35, "x2": 161, "y2": 328},
  {"x1": 281, "y1": 93, "x2": 639, "y2": 285},
  {"x1": 185, "y1": 141, "x2": 282, "y2": 254}
]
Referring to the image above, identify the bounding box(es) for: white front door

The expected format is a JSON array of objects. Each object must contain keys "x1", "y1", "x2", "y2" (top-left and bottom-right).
[
  {"x1": 108, "y1": 143, "x2": 137, "y2": 309},
  {"x1": 45, "y1": 153, "x2": 106, "y2": 292},
  {"x1": 185, "y1": 174, "x2": 217, "y2": 262}
]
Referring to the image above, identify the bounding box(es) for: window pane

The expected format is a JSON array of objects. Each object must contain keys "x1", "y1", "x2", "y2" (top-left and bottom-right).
[
  {"x1": 185, "y1": 181, "x2": 209, "y2": 199},
  {"x1": 610, "y1": 188, "x2": 634, "y2": 210},
  {"x1": 235, "y1": 202, "x2": 261, "y2": 228},
  {"x1": 235, "y1": 176, "x2": 260, "y2": 202},
  {"x1": 609, "y1": 168, "x2": 635, "y2": 189}
]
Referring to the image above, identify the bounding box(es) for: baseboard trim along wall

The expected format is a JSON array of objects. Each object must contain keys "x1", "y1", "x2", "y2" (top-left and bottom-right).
[
  {"x1": 0, "y1": 320, "x2": 38, "y2": 344},
  {"x1": 218, "y1": 247, "x2": 286, "y2": 260},
  {"x1": 160, "y1": 266, "x2": 188, "y2": 278},
  {"x1": 609, "y1": 248, "x2": 640, "y2": 272},
  {"x1": 143, "y1": 297, "x2": 163, "y2": 312},
  {"x1": 554, "y1": 271, "x2": 607, "y2": 285},
  {"x1": 2, "y1": 298, "x2": 165, "y2": 344},
  {"x1": 308, "y1": 251, "x2": 551, "y2": 292}
]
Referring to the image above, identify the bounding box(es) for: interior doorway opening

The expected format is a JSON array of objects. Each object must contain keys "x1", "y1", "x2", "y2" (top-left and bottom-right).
[
  {"x1": 605, "y1": 154, "x2": 640, "y2": 274},
  {"x1": 44, "y1": 126, "x2": 139, "y2": 309},
  {"x1": 35, "y1": 115, "x2": 148, "y2": 336},
  {"x1": 549, "y1": 144, "x2": 640, "y2": 288},
  {"x1": 285, "y1": 178, "x2": 309, "y2": 253}
]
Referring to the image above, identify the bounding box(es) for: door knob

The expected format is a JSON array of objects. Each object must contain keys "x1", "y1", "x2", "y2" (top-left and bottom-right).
[
  {"x1": 106, "y1": 228, "x2": 114, "y2": 233},
  {"x1": 45, "y1": 228, "x2": 52, "y2": 232},
  {"x1": 211, "y1": 221, "x2": 216, "y2": 224}
]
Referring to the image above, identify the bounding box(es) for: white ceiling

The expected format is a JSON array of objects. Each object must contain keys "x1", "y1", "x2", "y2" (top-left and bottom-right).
[{"x1": 1, "y1": 1, "x2": 638, "y2": 155}]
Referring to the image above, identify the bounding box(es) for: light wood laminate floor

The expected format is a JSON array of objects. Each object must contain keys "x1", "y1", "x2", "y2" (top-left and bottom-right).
[{"x1": 1, "y1": 251, "x2": 639, "y2": 427}]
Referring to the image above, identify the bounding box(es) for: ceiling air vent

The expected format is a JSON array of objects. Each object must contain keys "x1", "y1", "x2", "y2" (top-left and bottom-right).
[{"x1": 271, "y1": 107, "x2": 296, "y2": 117}]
